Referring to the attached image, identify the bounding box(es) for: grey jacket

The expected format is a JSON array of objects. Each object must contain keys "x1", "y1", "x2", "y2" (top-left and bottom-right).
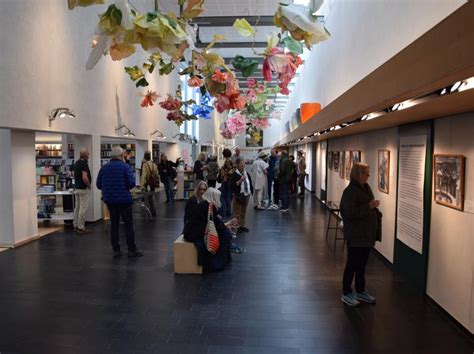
[{"x1": 340, "y1": 180, "x2": 378, "y2": 247}]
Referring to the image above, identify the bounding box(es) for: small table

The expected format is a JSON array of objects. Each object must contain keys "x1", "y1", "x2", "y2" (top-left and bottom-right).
[{"x1": 322, "y1": 201, "x2": 345, "y2": 251}]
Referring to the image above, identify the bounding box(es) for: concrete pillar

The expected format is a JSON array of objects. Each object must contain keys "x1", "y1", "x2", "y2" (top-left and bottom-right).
[
  {"x1": 11, "y1": 130, "x2": 38, "y2": 244},
  {"x1": 0, "y1": 129, "x2": 15, "y2": 246}
]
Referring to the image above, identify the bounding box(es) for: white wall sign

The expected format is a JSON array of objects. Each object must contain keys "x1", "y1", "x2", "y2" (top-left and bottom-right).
[{"x1": 396, "y1": 135, "x2": 427, "y2": 254}]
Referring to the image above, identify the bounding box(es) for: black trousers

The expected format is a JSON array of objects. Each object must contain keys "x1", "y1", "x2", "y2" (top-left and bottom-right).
[
  {"x1": 343, "y1": 247, "x2": 371, "y2": 295},
  {"x1": 107, "y1": 203, "x2": 137, "y2": 252}
]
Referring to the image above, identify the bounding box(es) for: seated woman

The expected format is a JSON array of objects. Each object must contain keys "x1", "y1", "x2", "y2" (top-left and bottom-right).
[
  {"x1": 184, "y1": 181, "x2": 208, "y2": 226},
  {"x1": 183, "y1": 188, "x2": 233, "y2": 272}
]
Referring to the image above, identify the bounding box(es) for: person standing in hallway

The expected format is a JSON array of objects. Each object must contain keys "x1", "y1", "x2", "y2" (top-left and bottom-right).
[
  {"x1": 231, "y1": 147, "x2": 241, "y2": 166},
  {"x1": 96, "y1": 146, "x2": 143, "y2": 258},
  {"x1": 218, "y1": 148, "x2": 234, "y2": 218},
  {"x1": 73, "y1": 148, "x2": 92, "y2": 234},
  {"x1": 158, "y1": 154, "x2": 180, "y2": 204},
  {"x1": 140, "y1": 151, "x2": 158, "y2": 217},
  {"x1": 251, "y1": 151, "x2": 269, "y2": 210},
  {"x1": 289, "y1": 155, "x2": 297, "y2": 194},
  {"x1": 193, "y1": 152, "x2": 208, "y2": 185},
  {"x1": 206, "y1": 155, "x2": 219, "y2": 188},
  {"x1": 340, "y1": 162, "x2": 380, "y2": 306},
  {"x1": 229, "y1": 158, "x2": 253, "y2": 233},
  {"x1": 278, "y1": 151, "x2": 292, "y2": 212},
  {"x1": 267, "y1": 149, "x2": 278, "y2": 205},
  {"x1": 297, "y1": 150, "x2": 306, "y2": 196}
]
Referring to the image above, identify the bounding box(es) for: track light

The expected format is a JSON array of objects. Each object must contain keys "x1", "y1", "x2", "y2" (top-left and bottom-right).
[
  {"x1": 115, "y1": 124, "x2": 135, "y2": 138},
  {"x1": 450, "y1": 81, "x2": 463, "y2": 92},
  {"x1": 150, "y1": 129, "x2": 166, "y2": 139},
  {"x1": 49, "y1": 107, "x2": 75, "y2": 126}
]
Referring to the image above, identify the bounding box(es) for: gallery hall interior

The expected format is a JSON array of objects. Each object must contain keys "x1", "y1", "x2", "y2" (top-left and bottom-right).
[{"x1": 0, "y1": 0, "x2": 473, "y2": 353}]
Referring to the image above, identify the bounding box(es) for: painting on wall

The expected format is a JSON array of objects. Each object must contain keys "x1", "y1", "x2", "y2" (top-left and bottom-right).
[
  {"x1": 328, "y1": 151, "x2": 333, "y2": 170},
  {"x1": 339, "y1": 151, "x2": 345, "y2": 179},
  {"x1": 378, "y1": 150, "x2": 390, "y2": 194},
  {"x1": 333, "y1": 151, "x2": 339, "y2": 172},
  {"x1": 344, "y1": 151, "x2": 351, "y2": 180},
  {"x1": 351, "y1": 150, "x2": 361, "y2": 167},
  {"x1": 245, "y1": 125, "x2": 263, "y2": 147},
  {"x1": 433, "y1": 154, "x2": 465, "y2": 211}
]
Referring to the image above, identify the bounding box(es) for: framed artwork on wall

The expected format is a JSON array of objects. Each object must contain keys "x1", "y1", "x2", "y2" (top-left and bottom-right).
[
  {"x1": 433, "y1": 154, "x2": 465, "y2": 211},
  {"x1": 351, "y1": 150, "x2": 361, "y2": 167},
  {"x1": 333, "y1": 151, "x2": 339, "y2": 172},
  {"x1": 378, "y1": 150, "x2": 390, "y2": 194},
  {"x1": 328, "y1": 151, "x2": 333, "y2": 170},
  {"x1": 339, "y1": 151, "x2": 345, "y2": 179},
  {"x1": 344, "y1": 151, "x2": 351, "y2": 180}
]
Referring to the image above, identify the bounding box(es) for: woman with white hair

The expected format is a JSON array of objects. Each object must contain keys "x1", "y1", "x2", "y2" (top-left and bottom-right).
[{"x1": 183, "y1": 187, "x2": 234, "y2": 272}]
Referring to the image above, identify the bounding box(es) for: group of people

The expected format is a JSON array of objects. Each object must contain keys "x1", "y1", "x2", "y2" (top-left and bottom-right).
[{"x1": 73, "y1": 144, "x2": 382, "y2": 305}]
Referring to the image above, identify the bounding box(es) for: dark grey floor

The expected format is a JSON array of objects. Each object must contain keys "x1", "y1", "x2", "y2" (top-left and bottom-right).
[{"x1": 0, "y1": 193, "x2": 472, "y2": 354}]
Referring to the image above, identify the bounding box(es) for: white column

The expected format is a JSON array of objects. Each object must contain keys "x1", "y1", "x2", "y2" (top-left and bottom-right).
[
  {"x1": 11, "y1": 130, "x2": 38, "y2": 244},
  {"x1": 135, "y1": 139, "x2": 148, "y2": 185},
  {"x1": 0, "y1": 129, "x2": 15, "y2": 246}
]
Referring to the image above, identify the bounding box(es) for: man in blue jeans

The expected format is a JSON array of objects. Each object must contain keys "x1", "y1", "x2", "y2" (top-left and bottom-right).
[{"x1": 97, "y1": 146, "x2": 143, "y2": 258}]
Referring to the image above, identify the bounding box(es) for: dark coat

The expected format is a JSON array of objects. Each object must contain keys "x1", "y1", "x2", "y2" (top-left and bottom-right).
[
  {"x1": 158, "y1": 159, "x2": 179, "y2": 180},
  {"x1": 96, "y1": 159, "x2": 135, "y2": 205},
  {"x1": 229, "y1": 170, "x2": 253, "y2": 197},
  {"x1": 183, "y1": 201, "x2": 232, "y2": 272},
  {"x1": 184, "y1": 196, "x2": 199, "y2": 225},
  {"x1": 340, "y1": 179, "x2": 378, "y2": 247},
  {"x1": 278, "y1": 156, "x2": 292, "y2": 184}
]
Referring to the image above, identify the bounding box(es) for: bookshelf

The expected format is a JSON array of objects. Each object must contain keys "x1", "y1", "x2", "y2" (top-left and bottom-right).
[
  {"x1": 35, "y1": 143, "x2": 62, "y2": 158},
  {"x1": 176, "y1": 170, "x2": 195, "y2": 200},
  {"x1": 101, "y1": 143, "x2": 136, "y2": 168}
]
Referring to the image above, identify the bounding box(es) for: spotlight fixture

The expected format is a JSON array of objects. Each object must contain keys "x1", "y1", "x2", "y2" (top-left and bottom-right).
[
  {"x1": 450, "y1": 81, "x2": 463, "y2": 93},
  {"x1": 115, "y1": 124, "x2": 135, "y2": 138},
  {"x1": 150, "y1": 129, "x2": 166, "y2": 139},
  {"x1": 48, "y1": 107, "x2": 76, "y2": 126}
]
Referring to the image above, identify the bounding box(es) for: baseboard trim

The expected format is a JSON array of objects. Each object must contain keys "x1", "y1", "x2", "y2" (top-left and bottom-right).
[
  {"x1": 14, "y1": 234, "x2": 44, "y2": 248},
  {"x1": 426, "y1": 296, "x2": 474, "y2": 341}
]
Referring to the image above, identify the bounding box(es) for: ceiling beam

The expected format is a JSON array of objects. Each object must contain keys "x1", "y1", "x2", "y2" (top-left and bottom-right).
[
  {"x1": 196, "y1": 41, "x2": 267, "y2": 49},
  {"x1": 190, "y1": 16, "x2": 274, "y2": 27}
]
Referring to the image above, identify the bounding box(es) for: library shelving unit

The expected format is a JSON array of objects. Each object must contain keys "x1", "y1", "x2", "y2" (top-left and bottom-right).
[
  {"x1": 176, "y1": 170, "x2": 195, "y2": 200},
  {"x1": 35, "y1": 143, "x2": 63, "y2": 158},
  {"x1": 35, "y1": 143, "x2": 75, "y2": 223},
  {"x1": 152, "y1": 143, "x2": 160, "y2": 164},
  {"x1": 101, "y1": 143, "x2": 136, "y2": 168}
]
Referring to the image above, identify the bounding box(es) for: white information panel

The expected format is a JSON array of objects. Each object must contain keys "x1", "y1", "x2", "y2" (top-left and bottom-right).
[{"x1": 396, "y1": 135, "x2": 427, "y2": 254}]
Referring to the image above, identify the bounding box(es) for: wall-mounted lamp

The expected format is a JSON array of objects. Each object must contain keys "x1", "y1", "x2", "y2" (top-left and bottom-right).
[
  {"x1": 49, "y1": 107, "x2": 76, "y2": 127},
  {"x1": 150, "y1": 129, "x2": 166, "y2": 139},
  {"x1": 115, "y1": 124, "x2": 135, "y2": 138}
]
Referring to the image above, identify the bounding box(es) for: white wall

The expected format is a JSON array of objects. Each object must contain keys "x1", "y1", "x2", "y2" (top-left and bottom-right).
[
  {"x1": 0, "y1": 0, "x2": 181, "y2": 143},
  {"x1": 11, "y1": 131, "x2": 39, "y2": 244},
  {"x1": 270, "y1": 0, "x2": 465, "y2": 142},
  {"x1": 427, "y1": 113, "x2": 474, "y2": 333},
  {"x1": 327, "y1": 127, "x2": 398, "y2": 263}
]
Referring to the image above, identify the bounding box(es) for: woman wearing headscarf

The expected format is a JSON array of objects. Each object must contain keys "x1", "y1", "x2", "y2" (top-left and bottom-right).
[
  {"x1": 183, "y1": 188, "x2": 233, "y2": 272},
  {"x1": 340, "y1": 162, "x2": 381, "y2": 306}
]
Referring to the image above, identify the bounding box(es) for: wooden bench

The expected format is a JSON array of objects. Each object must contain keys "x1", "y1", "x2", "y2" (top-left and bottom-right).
[{"x1": 173, "y1": 235, "x2": 203, "y2": 274}]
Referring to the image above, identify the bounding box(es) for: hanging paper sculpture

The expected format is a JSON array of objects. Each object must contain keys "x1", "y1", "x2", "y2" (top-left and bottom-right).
[{"x1": 68, "y1": 0, "x2": 330, "y2": 132}]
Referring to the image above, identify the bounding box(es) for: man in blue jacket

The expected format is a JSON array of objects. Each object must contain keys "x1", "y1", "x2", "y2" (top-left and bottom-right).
[{"x1": 97, "y1": 146, "x2": 143, "y2": 258}]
